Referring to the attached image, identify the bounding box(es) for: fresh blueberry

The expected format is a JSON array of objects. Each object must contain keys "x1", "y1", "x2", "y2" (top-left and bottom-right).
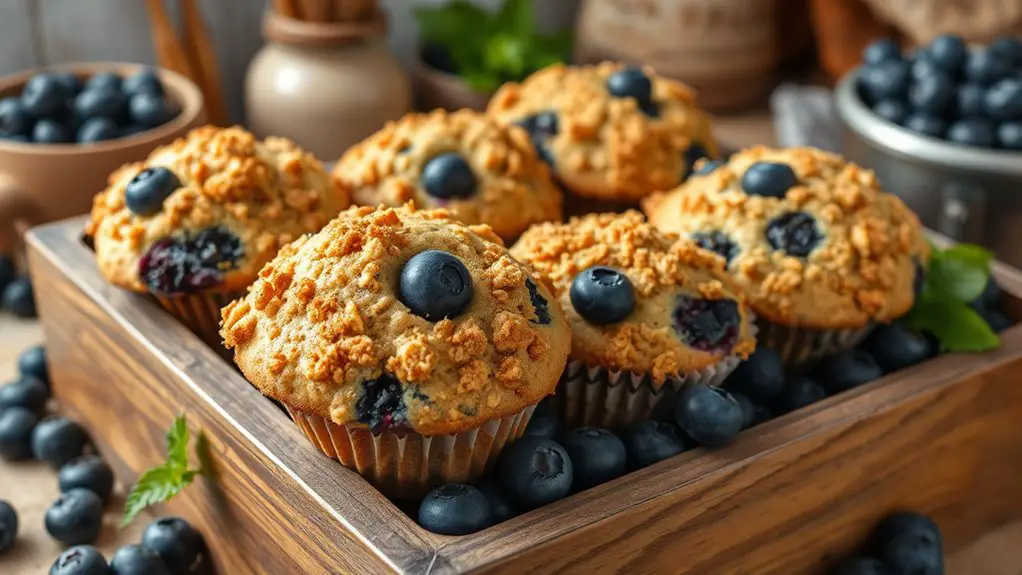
[
  {"x1": 909, "y1": 54, "x2": 942, "y2": 82},
  {"x1": 908, "y1": 73, "x2": 954, "y2": 115},
  {"x1": 683, "y1": 143, "x2": 710, "y2": 178},
  {"x1": 928, "y1": 34, "x2": 967, "y2": 72},
  {"x1": 904, "y1": 114, "x2": 947, "y2": 138},
  {"x1": 73, "y1": 88, "x2": 125, "y2": 121},
  {"x1": 561, "y1": 428, "x2": 627, "y2": 491},
  {"x1": 695, "y1": 159, "x2": 723, "y2": 175},
  {"x1": 772, "y1": 377, "x2": 827, "y2": 414},
  {"x1": 748, "y1": 403, "x2": 774, "y2": 427},
  {"x1": 832, "y1": 556, "x2": 892, "y2": 575},
  {"x1": 516, "y1": 112, "x2": 558, "y2": 168},
  {"x1": 858, "y1": 61, "x2": 910, "y2": 105},
  {"x1": 691, "y1": 230, "x2": 740, "y2": 265},
  {"x1": 0, "y1": 133, "x2": 29, "y2": 143},
  {"x1": 946, "y1": 118, "x2": 996, "y2": 147},
  {"x1": 399, "y1": 250, "x2": 473, "y2": 320},
  {"x1": 0, "y1": 97, "x2": 31, "y2": 136},
  {"x1": 110, "y1": 543, "x2": 170, "y2": 575},
  {"x1": 765, "y1": 211, "x2": 823, "y2": 257},
  {"x1": 990, "y1": 36, "x2": 1022, "y2": 66},
  {"x1": 32, "y1": 417, "x2": 92, "y2": 469},
  {"x1": 872, "y1": 100, "x2": 908, "y2": 125},
  {"x1": 741, "y1": 162, "x2": 799, "y2": 198},
  {"x1": 18, "y1": 344, "x2": 50, "y2": 387},
  {"x1": 606, "y1": 66, "x2": 657, "y2": 116},
  {"x1": 85, "y1": 72, "x2": 122, "y2": 93},
  {"x1": 77, "y1": 118, "x2": 119, "y2": 144},
  {"x1": 355, "y1": 375, "x2": 407, "y2": 432},
  {"x1": 997, "y1": 121, "x2": 1022, "y2": 149},
  {"x1": 21, "y1": 74, "x2": 68, "y2": 117},
  {"x1": 421, "y1": 153, "x2": 476, "y2": 200},
  {"x1": 52, "y1": 73, "x2": 82, "y2": 97},
  {"x1": 139, "y1": 227, "x2": 243, "y2": 295},
  {"x1": 723, "y1": 348, "x2": 785, "y2": 403},
  {"x1": 979, "y1": 308, "x2": 1013, "y2": 333},
  {"x1": 141, "y1": 516, "x2": 206, "y2": 573},
  {"x1": 122, "y1": 68, "x2": 164, "y2": 97},
  {"x1": 0, "y1": 255, "x2": 13, "y2": 295},
  {"x1": 874, "y1": 512, "x2": 944, "y2": 575},
  {"x1": 621, "y1": 420, "x2": 686, "y2": 469},
  {"x1": 2, "y1": 276, "x2": 37, "y2": 318},
  {"x1": 862, "y1": 39, "x2": 902, "y2": 66},
  {"x1": 32, "y1": 119, "x2": 69, "y2": 144},
  {"x1": 59, "y1": 455, "x2": 115, "y2": 503},
  {"x1": 971, "y1": 277, "x2": 1002, "y2": 311},
  {"x1": 570, "y1": 266, "x2": 635, "y2": 325},
  {"x1": 525, "y1": 278, "x2": 551, "y2": 325},
  {"x1": 497, "y1": 436, "x2": 573, "y2": 510},
  {"x1": 45, "y1": 488, "x2": 104, "y2": 545},
  {"x1": 523, "y1": 397, "x2": 559, "y2": 439},
  {"x1": 121, "y1": 124, "x2": 149, "y2": 138},
  {"x1": 965, "y1": 48, "x2": 1013, "y2": 85},
  {"x1": 0, "y1": 500, "x2": 16, "y2": 555},
  {"x1": 730, "y1": 391, "x2": 756, "y2": 429},
  {"x1": 672, "y1": 296, "x2": 741, "y2": 353},
  {"x1": 815, "y1": 349, "x2": 882, "y2": 395},
  {"x1": 0, "y1": 408, "x2": 37, "y2": 460},
  {"x1": 674, "y1": 385, "x2": 743, "y2": 447},
  {"x1": 417, "y1": 484, "x2": 492, "y2": 535},
  {"x1": 129, "y1": 93, "x2": 173, "y2": 129},
  {"x1": 50, "y1": 545, "x2": 110, "y2": 575},
  {"x1": 861, "y1": 322, "x2": 934, "y2": 373},
  {"x1": 982, "y1": 78, "x2": 1022, "y2": 121},
  {"x1": 912, "y1": 258, "x2": 926, "y2": 298},
  {"x1": 477, "y1": 481, "x2": 517, "y2": 524},
  {"x1": 954, "y1": 83, "x2": 986, "y2": 118},
  {"x1": 0, "y1": 376, "x2": 48, "y2": 415},
  {"x1": 125, "y1": 167, "x2": 180, "y2": 216}
]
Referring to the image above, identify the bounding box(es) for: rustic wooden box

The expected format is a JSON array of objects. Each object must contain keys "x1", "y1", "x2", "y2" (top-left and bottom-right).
[{"x1": 25, "y1": 216, "x2": 1022, "y2": 574}]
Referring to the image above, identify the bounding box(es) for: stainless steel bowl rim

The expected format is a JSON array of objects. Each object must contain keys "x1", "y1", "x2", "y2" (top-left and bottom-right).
[{"x1": 835, "y1": 69, "x2": 1022, "y2": 177}]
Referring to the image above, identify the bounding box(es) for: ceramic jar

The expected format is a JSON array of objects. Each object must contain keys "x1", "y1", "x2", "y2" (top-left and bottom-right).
[
  {"x1": 574, "y1": 0, "x2": 781, "y2": 111},
  {"x1": 245, "y1": 10, "x2": 411, "y2": 162}
]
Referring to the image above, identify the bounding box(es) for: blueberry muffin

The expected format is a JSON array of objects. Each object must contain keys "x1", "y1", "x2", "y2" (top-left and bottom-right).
[
  {"x1": 87, "y1": 125, "x2": 348, "y2": 346},
  {"x1": 643, "y1": 146, "x2": 929, "y2": 366},
  {"x1": 487, "y1": 62, "x2": 718, "y2": 212},
  {"x1": 221, "y1": 204, "x2": 571, "y2": 497},
  {"x1": 332, "y1": 109, "x2": 562, "y2": 241},
  {"x1": 510, "y1": 211, "x2": 755, "y2": 429}
]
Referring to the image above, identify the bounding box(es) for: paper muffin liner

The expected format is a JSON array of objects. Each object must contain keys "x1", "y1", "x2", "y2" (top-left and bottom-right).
[
  {"x1": 754, "y1": 317, "x2": 875, "y2": 369},
  {"x1": 286, "y1": 405, "x2": 536, "y2": 500},
  {"x1": 153, "y1": 291, "x2": 245, "y2": 355}
]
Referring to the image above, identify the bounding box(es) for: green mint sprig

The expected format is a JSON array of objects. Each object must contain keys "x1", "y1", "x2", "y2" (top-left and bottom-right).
[
  {"x1": 122, "y1": 414, "x2": 209, "y2": 527},
  {"x1": 905, "y1": 243, "x2": 1000, "y2": 353}
]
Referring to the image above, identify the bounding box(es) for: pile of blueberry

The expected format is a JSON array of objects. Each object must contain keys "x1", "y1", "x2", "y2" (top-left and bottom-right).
[
  {"x1": 0, "y1": 68, "x2": 178, "y2": 145},
  {"x1": 0, "y1": 253, "x2": 37, "y2": 318},
  {"x1": 0, "y1": 343, "x2": 211, "y2": 574},
  {"x1": 857, "y1": 34, "x2": 1022, "y2": 149},
  {"x1": 831, "y1": 512, "x2": 944, "y2": 574}
]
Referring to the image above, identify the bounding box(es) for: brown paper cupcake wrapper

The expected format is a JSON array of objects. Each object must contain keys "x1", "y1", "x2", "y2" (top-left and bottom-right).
[
  {"x1": 754, "y1": 317, "x2": 875, "y2": 369},
  {"x1": 153, "y1": 291, "x2": 245, "y2": 354},
  {"x1": 286, "y1": 405, "x2": 536, "y2": 499}
]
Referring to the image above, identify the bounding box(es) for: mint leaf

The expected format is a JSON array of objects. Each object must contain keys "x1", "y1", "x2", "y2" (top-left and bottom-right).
[
  {"x1": 121, "y1": 415, "x2": 206, "y2": 527},
  {"x1": 907, "y1": 299, "x2": 1000, "y2": 352},
  {"x1": 943, "y1": 244, "x2": 993, "y2": 268},
  {"x1": 165, "y1": 415, "x2": 190, "y2": 472},
  {"x1": 926, "y1": 255, "x2": 988, "y2": 303},
  {"x1": 485, "y1": 34, "x2": 530, "y2": 79},
  {"x1": 414, "y1": 1, "x2": 488, "y2": 47},
  {"x1": 498, "y1": 0, "x2": 534, "y2": 38}
]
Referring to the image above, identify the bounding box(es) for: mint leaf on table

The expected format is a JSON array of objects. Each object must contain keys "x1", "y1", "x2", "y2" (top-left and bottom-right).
[{"x1": 122, "y1": 414, "x2": 207, "y2": 527}]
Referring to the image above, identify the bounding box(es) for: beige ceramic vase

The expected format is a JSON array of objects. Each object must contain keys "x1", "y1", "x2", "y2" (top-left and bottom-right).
[
  {"x1": 574, "y1": 0, "x2": 781, "y2": 111},
  {"x1": 245, "y1": 9, "x2": 411, "y2": 161}
]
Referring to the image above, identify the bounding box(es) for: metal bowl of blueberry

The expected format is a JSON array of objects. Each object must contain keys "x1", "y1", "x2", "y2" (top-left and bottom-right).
[{"x1": 835, "y1": 34, "x2": 1022, "y2": 267}]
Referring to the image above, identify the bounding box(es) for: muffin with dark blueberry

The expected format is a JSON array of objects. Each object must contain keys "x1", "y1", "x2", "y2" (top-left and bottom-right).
[
  {"x1": 332, "y1": 109, "x2": 562, "y2": 241},
  {"x1": 87, "y1": 125, "x2": 348, "y2": 347},
  {"x1": 643, "y1": 146, "x2": 929, "y2": 367},
  {"x1": 487, "y1": 62, "x2": 718, "y2": 214},
  {"x1": 221, "y1": 204, "x2": 571, "y2": 498},
  {"x1": 510, "y1": 211, "x2": 755, "y2": 429}
]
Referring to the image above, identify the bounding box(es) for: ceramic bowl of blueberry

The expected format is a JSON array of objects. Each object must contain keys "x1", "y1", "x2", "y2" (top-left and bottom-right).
[
  {"x1": 835, "y1": 34, "x2": 1022, "y2": 265},
  {"x1": 0, "y1": 62, "x2": 205, "y2": 253}
]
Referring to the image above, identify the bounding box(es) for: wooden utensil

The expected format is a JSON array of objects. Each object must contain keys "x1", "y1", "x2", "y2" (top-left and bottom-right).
[
  {"x1": 144, "y1": 0, "x2": 194, "y2": 78},
  {"x1": 180, "y1": 0, "x2": 227, "y2": 125}
]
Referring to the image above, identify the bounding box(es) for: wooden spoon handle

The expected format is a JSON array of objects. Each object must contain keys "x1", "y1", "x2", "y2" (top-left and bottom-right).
[
  {"x1": 145, "y1": 0, "x2": 194, "y2": 78},
  {"x1": 180, "y1": 0, "x2": 228, "y2": 125},
  {"x1": 274, "y1": 0, "x2": 300, "y2": 18},
  {"x1": 296, "y1": 0, "x2": 330, "y2": 21}
]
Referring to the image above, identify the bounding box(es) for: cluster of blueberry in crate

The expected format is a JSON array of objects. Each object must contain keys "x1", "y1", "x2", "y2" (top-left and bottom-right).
[
  {"x1": 0, "y1": 344, "x2": 211, "y2": 574},
  {"x1": 413, "y1": 277, "x2": 1012, "y2": 537},
  {"x1": 0, "y1": 68, "x2": 178, "y2": 145},
  {"x1": 831, "y1": 512, "x2": 945, "y2": 575},
  {"x1": 0, "y1": 254, "x2": 38, "y2": 319},
  {"x1": 857, "y1": 34, "x2": 1022, "y2": 149}
]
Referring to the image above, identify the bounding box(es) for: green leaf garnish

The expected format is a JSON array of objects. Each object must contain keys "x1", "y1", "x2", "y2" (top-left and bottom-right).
[
  {"x1": 122, "y1": 414, "x2": 208, "y2": 527},
  {"x1": 907, "y1": 242, "x2": 1001, "y2": 353}
]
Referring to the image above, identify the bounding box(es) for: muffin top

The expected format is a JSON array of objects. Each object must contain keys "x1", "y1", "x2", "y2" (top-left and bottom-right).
[
  {"x1": 221, "y1": 204, "x2": 571, "y2": 436},
  {"x1": 510, "y1": 211, "x2": 755, "y2": 384},
  {"x1": 332, "y1": 109, "x2": 562, "y2": 241},
  {"x1": 642, "y1": 146, "x2": 929, "y2": 329},
  {"x1": 487, "y1": 62, "x2": 718, "y2": 202},
  {"x1": 87, "y1": 125, "x2": 349, "y2": 295}
]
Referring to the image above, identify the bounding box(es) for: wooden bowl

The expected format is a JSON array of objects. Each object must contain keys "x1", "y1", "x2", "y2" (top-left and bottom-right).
[{"x1": 0, "y1": 62, "x2": 206, "y2": 255}]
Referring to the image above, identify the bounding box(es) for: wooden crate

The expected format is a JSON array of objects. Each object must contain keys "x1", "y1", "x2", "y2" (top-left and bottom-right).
[{"x1": 25, "y1": 216, "x2": 1022, "y2": 575}]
